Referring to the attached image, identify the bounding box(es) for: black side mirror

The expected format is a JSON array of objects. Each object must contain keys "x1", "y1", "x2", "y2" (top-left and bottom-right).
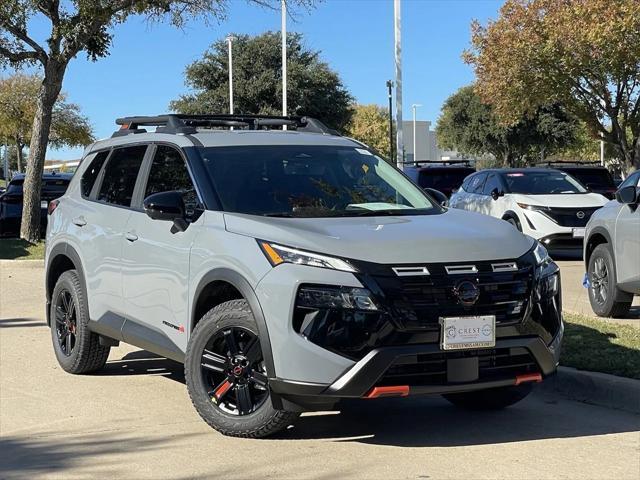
[
  {"x1": 423, "y1": 187, "x2": 449, "y2": 207},
  {"x1": 615, "y1": 185, "x2": 639, "y2": 205},
  {"x1": 143, "y1": 191, "x2": 188, "y2": 233},
  {"x1": 491, "y1": 188, "x2": 504, "y2": 201}
]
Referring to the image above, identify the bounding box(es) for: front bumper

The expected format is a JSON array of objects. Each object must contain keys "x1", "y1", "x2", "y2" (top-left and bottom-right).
[{"x1": 271, "y1": 330, "x2": 563, "y2": 406}]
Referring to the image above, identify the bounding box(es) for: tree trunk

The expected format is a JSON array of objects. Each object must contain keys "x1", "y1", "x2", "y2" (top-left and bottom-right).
[
  {"x1": 15, "y1": 139, "x2": 23, "y2": 173},
  {"x1": 20, "y1": 61, "x2": 65, "y2": 244}
]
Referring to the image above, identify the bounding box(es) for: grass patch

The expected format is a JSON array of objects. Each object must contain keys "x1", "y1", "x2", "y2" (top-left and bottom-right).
[
  {"x1": 0, "y1": 239, "x2": 45, "y2": 260},
  {"x1": 561, "y1": 313, "x2": 640, "y2": 379}
]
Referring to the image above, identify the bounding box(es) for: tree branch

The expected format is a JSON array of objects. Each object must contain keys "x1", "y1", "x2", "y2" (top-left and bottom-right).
[
  {"x1": 0, "y1": 44, "x2": 40, "y2": 63},
  {"x1": 0, "y1": 22, "x2": 47, "y2": 62}
]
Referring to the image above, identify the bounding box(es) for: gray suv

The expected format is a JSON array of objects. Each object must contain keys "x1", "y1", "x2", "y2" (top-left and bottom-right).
[
  {"x1": 585, "y1": 170, "x2": 640, "y2": 317},
  {"x1": 45, "y1": 114, "x2": 563, "y2": 438}
]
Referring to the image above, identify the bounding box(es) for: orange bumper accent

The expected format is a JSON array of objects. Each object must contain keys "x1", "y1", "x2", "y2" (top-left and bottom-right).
[
  {"x1": 515, "y1": 373, "x2": 542, "y2": 386},
  {"x1": 364, "y1": 385, "x2": 410, "y2": 399}
]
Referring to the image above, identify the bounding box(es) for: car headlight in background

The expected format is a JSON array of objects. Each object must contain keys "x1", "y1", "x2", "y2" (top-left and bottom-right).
[
  {"x1": 517, "y1": 203, "x2": 550, "y2": 212},
  {"x1": 259, "y1": 241, "x2": 357, "y2": 272}
]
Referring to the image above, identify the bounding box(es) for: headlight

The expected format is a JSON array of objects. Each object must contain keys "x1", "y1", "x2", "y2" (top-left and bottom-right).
[
  {"x1": 259, "y1": 241, "x2": 357, "y2": 273},
  {"x1": 533, "y1": 241, "x2": 551, "y2": 265},
  {"x1": 297, "y1": 285, "x2": 378, "y2": 310},
  {"x1": 517, "y1": 203, "x2": 550, "y2": 212}
]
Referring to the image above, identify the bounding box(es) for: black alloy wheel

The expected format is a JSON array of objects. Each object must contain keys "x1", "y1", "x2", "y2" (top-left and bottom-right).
[
  {"x1": 54, "y1": 289, "x2": 77, "y2": 356},
  {"x1": 200, "y1": 326, "x2": 269, "y2": 416}
]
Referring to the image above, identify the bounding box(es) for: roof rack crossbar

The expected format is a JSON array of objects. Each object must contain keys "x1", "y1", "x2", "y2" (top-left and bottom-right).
[{"x1": 112, "y1": 114, "x2": 337, "y2": 137}]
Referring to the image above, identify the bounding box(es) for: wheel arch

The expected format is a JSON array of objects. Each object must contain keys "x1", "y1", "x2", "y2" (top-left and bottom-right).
[
  {"x1": 584, "y1": 227, "x2": 612, "y2": 270},
  {"x1": 46, "y1": 243, "x2": 87, "y2": 327},
  {"x1": 191, "y1": 268, "x2": 275, "y2": 378}
]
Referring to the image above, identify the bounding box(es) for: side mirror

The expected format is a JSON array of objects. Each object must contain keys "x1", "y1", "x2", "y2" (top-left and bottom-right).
[
  {"x1": 615, "y1": 185, "x2": 639, "y2": 205},
  {"x1": 491, "y1": 188, "x2": 504, "y2": 201},
  {"x1": 143, "y1": 191, "x2": 188, "y2": 233},
  {"x1": 424, "y1": 187, "x2": 449, "y2": 207}
]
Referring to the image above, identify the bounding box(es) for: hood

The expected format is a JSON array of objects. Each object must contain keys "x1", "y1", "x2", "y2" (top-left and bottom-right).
[
  {"x1": 223, "y1": 209, "x2": 535, "y2": 264},
  {"x1": 512, "y1": 193, "x2": 608, "y2": 208}
]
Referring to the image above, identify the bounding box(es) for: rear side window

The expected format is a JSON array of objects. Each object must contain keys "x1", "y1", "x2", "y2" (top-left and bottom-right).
[
  {"x1": 468, "y1": 173, "x2": 487, "y2": 193},
  {"x1": 97, "y1": 145, "x2": 147, "y2": 207},
  {"x1": 482, "y1": 173, "x2": 502, "y2": 195},
  {"x1": 81, "y1": 151, "x2": 109, "y2": 197},
  {"x1": 144, "y1": 145, "x2": 199, "y2": 216}
]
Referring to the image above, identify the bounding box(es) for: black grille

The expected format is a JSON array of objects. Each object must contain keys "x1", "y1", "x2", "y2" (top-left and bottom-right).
[
  {"x1": 542, "y1": 207, "x2": 599, "y2": 227},
  {"x1": 368, "y1": 260, "x2": 534, "y2": 330},
  {"x1": 378, "y1": 347, "x2": 538, "y2": 386}
]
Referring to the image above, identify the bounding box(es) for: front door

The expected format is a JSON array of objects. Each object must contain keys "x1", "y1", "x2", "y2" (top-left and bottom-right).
[
  {"x1": 121, "y1": 144, "x2": 203, "y2": 357},
  {"x1": 615, "y1": 176, "x2": 640, "y2": 291}
]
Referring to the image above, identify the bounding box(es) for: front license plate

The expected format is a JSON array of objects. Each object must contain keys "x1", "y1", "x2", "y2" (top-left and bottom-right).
[
  {"x1": 440, "y1": 315, "x2": 496, "y2": 350},
  {"x1": 40, "y1": 200, "x2": 48, "y2": 209},
  {"x1": 572, "y1": 227, "x2": 585, "y2": 238}
]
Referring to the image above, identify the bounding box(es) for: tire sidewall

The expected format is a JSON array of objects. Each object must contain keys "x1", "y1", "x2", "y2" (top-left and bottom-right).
[{"x1": 588, "y1": 244, "x2": 616, "y2": 316}]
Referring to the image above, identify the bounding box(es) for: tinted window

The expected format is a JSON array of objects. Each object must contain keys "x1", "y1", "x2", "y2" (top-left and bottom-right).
[
  {"x1": 81, "y1": 151, "x2": 109, "y2": 197},
  {"x1": 482, "y1": 173, "x2": 502, "y2": 195},
  {"x1": 4, "y1": 178, "x2": 69, "y2": 196},
  {"x1": 467, "y1": 172, "x2": 487, "y2": 193},
  {"x1": 145, "y1": 146, "x2": 199, "y2": 216},
  {"x1": 504, "y1": 171, "x2": 587, "y2": 194},
  {"x1": 198, "y1": 145, "x2": 439, "y2": 217},
  {"x1": 562, "y1": 168, "x2": 614, "y2": 189},
  {"x1": 6, "y1": 179, "x2": 24, "y2": 195},
  {"x1": 418, "y1": 168, "x2": 475, "y2": 192},
  {"x1": 619, "y1": 171, "x2": 640, "y2": 189},
  {"x1": 97, "y1": 145, "x2": 147, "y2": 206}
]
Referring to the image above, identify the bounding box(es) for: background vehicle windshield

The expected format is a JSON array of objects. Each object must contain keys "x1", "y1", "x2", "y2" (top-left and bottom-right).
[
  {"x1": 560, "y1": 168, "x2": 614, "y2": 189},
  {"x1": 199, "y1": 145, "x2": 439, "y2": 217},
  {"x1": 418, "y1": 168, "x2": 474, "y2": 192},
  {"x1": 503, "y1": 171, "x2": 587, "y2": 195}
]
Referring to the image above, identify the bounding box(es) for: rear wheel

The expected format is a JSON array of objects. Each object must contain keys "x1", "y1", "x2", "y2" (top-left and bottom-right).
[
  {"x1": 50, "y1": 270, "x2": 110, "y2": 374},
  {"x1": 443, "y1": 384, "x2": 532, "y2": 410},
  {"x1": 588, "y1": 244, "x2": 632, "y2": 317},
  {"x1": 185, "y1": 299, "x2": 299, "y2": 438}
]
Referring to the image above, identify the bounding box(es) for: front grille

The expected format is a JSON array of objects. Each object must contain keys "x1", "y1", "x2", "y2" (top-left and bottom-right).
[
  {"x1": 369, "y1": 260, "x2": 534, "y2": 330},
  {"x1": 377, "y1": 347, "x2": 538, "y2": 386},
  {"x1": 542, "y1": 207, "x2": 599, "y2": 227}
]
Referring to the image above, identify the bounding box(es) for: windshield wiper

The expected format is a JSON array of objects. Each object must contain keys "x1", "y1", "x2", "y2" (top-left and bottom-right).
[{"x1": 261, "y1": 212, "x2": 294, "y2": 217}]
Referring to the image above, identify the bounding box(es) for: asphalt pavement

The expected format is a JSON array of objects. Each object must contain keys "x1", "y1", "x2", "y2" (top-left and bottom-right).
[{"x1": 1, "y1": 261, "x2": 639, "y2": 480}]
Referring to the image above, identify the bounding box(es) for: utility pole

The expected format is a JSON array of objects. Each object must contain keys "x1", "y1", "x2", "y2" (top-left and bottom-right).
[
  {"x1": 600, "y1": 136, "x2": 605, "y2": 166},
  {"x1": 412, "y1": 103, "x2": 422, "y2": 163},
  {"x1": 226, "y1": 35, "x2": 235, "y2": 115},
  {"x1": 394, "y1": 0, "x2": 404, "y2": 169},
  {"x1": 281, "y1": 0, "x2": 288, "y2": 129},
  {"x1": 386, "y1": 81, "x2": 394, "y2": 161}
]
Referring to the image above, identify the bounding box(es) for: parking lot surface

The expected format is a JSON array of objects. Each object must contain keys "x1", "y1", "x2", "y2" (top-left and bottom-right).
[{"x1": 1, "y1": 261, "x2": 639, "y2": 479}]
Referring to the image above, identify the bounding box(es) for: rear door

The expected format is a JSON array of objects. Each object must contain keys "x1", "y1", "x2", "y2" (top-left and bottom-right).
[
  {"x1": 79, "y1": 145, "x2": 148, "y2": 333},
  {"x1": 615, "y1": 173, "x2": 640, "y2": 291},
  {"x1": 121, "y1": 144, "x2": 203, "y2": 357}
]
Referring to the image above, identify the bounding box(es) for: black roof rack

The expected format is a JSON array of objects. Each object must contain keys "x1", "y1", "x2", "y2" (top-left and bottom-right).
[
  {"x1": 534, "y1": 160, "x2": 603, "y2": 167},
  {"x1": 401, "y1": 159, "x2": 473, "y2": 167},
  {"x1": 112, "y1": 114, "x2": 338, "y2": 138}
]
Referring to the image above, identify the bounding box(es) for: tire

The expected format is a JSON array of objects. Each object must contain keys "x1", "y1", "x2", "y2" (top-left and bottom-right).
[
  {"x1": 50, "y1": 270, "x2": 110, "y2": 374},
  {"x1": 185, "y1": 299, "x2": 299, "y2": 438},
  {"x1": 443, "y1": 383, "x2": 533, "y2": 410},
  {"x1": 505, "y1": 215, "x2": 522, "y2": 232},
  {"x1": 588, "y1": 244, "x2": 633, "y2": 317}
]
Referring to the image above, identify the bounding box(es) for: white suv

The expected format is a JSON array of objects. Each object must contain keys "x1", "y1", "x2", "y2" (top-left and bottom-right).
[{"x1": 450, "y1": 168, "x2": 608, "y2": 254}]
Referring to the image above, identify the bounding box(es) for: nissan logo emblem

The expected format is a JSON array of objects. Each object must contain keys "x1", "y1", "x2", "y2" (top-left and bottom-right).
[
  {"x1": 576, "y1": 211, "x2": 585, "y2": 219},
  {"x1": 452, "y1": 280, "x2": 480, "y2": 306}
]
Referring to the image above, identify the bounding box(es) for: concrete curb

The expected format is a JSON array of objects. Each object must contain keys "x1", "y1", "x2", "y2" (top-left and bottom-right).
[{"x1": 540, "y1": 366, "x2": 640, "y2": 414}]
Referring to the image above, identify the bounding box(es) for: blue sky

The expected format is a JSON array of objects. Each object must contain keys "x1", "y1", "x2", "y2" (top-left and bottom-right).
[{"x1": 20, "y1": 0, "x2": 502, "y2": 160}]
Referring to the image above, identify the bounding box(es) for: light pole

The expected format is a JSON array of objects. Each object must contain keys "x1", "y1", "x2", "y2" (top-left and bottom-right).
[
  {"x1": 386, "y1": 81, "x2": 394, "y2": 161},
  {"x1": 412, "y1": 103, "x2": 422, "y2": 163},
  {"x1": 226, "y1": 35, "x2": 235, "y2": 115},
  {"x1": 281, "y1": 0, "x2": 287, "y2": 129},
  {"x1": 394, "y1": 0, "x2": 403, "y2": 169}
]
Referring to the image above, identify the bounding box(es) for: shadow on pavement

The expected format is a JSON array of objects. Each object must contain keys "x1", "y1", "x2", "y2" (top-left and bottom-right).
[
  {"x1": 0, "y1": 317, "x2": 47, "y2": 328},
  {"x1": 97, "y1": 350, "x2": 185, "y2": 384}
]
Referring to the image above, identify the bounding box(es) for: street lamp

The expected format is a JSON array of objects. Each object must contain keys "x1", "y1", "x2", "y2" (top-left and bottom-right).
[
  {"x1": 386, "y1": 80, "x2": 394, "y2": 161},
  {"x1": 412, "y1": 103, "x2": 422, "y2": 163},
  {"x1": 226, "y1": 35, "x2": 235, "y2": 115},
  {"x1": 281, "y1": 0, "x2": 288, "y2": 129},
  {"x1": 394, "y1": 0, "x2": 403, "y2": 169}
]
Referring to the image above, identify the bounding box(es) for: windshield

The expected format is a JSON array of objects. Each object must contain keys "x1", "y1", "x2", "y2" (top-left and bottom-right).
[
  {"x1": 199, "y1": 145, "x2": 439, "y2": 217},
  {"x1": 504, "y1": 171, "x2": 587, "y2": 195},
  {"x1": 4, "y1": 178, "x2": 69, "y2": 196},
  {"x1": 418, "y1": 169, "x2": 474, "y2": 191}
]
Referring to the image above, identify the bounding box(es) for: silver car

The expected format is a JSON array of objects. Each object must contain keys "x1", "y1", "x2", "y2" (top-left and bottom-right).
[
  {"x1": 584, "y1": 170, "x2": 640, "y2": 317},
  {"x1": 45, "y1": 114, "x2": 563, "y2": 438}
]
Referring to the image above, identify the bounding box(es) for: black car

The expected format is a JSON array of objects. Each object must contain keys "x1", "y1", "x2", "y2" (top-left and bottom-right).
[
  {"x1": 542, "y1": 162, "x2": 617, "y2": 199},
  {"x1": 0, "y1": 172, "x2": 72, "y2": 237},
  {"x1": 404, "y1": 161, "x2": 476, "y2": 198}
]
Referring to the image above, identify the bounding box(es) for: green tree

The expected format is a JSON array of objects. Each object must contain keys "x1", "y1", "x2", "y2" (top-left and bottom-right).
[
  {"x1": 436, "y1": 85, "x2": 579, "y2": 167},
  {"x1": 345, "y1": 104, "x2": 393, "y2": 160},
  {"x1": 465, "y1": 0, "x2": 640, "y2": 172},
  {"x1": 170, "y1": 32, "x2": 353, "y2": 132},
  {"x1": 0, "y1": 73, "x2": 93, "y2": 173},
  {"x1": 0, "y1": 1, "x2": 312, "y2": 243}
]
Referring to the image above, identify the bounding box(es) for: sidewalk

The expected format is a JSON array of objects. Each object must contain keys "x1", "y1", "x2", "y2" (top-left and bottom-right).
[{"x1": 556, "y1": 260, "x2": 640, "y2": 327}]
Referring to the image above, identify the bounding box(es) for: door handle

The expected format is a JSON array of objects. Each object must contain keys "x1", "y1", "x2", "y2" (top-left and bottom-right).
[
  {"x1": 125, "y1": 232, "x2": 138, "y2": 242},
  {"x1": 72, "y1": 216, "x2": 86, "y2": 227}
]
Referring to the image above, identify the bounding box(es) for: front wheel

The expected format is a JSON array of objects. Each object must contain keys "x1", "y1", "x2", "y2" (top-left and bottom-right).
[
  {"x1": 588, "y1": 244, "x2": 632, "y2": 317},
  {"x1": 185, "y1": 299, "x2": 299, "y2": 438},
  {"x1": 443, "y1": 383, "x2": 533, "y2": 410}
]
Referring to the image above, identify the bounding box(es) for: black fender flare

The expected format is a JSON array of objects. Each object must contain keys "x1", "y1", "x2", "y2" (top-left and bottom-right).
[
  {"x1": 192, "y1": 268, "x2": 275, "y2": 379},
  {"x1": 45, "y1": 243, "x2": 88, "y2": 326},
  {"x1": 584, "y1": 226, "x2": 612, "y2": 268},
  {"x1": 502, "y1": 210, "x2": 523, "y2": 229}
]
